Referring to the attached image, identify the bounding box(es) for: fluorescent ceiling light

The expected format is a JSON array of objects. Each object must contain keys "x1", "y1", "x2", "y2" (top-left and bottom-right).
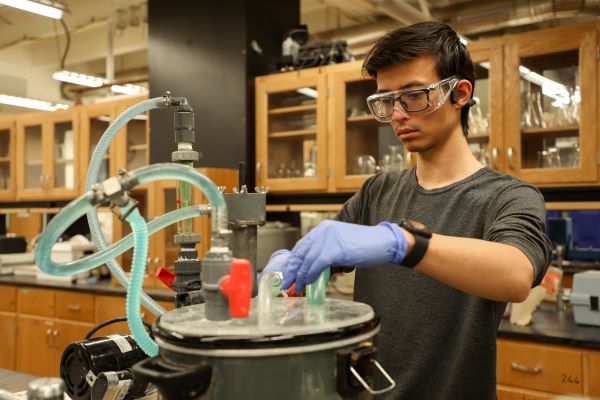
[
  {"x1": 53, "y1": 70, "x2": 107, "y2": 87},
  {"x1": 477, "y1": 62, "x2": 575, "y2": 105},
  {"x1": 296, "y1": 87, "x2": 318, "y2": 99},
  {"x1": 0, "y1": 0, "x2": 64, "y2": 19},
  {"x1": 0, "y1": 94, "x2": 69, "y2": 111},
  {"x1": 111, "y1": 84, "x2": 147, "y2": 95},
  {"x1": 519, "y1": 66, "x2": 573, "y2": 105}
]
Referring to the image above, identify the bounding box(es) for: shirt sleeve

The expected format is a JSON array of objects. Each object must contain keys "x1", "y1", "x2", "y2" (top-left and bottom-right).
[{"x1": 484, "y1": 182, "x2": 553, "y2": 286}]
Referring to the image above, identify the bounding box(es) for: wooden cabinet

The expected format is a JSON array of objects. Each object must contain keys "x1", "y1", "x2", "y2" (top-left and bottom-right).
[
  {"x1": 328, "y1": 62, "x2": 381, "y2": 192},
  {"x1": 1, "y1": 284, "x2": 171, "y2": 376},
  {"x1": 502, "y1": 23, "x2": 597, "y2": 185},
  {"x1": 114, "y1": 96, "x2": 150, "y2": 177},
  {"x1": 79, "y1": 102, "x2": 119, "y2": 189},
  {"x1": 585, "y1": 350, "x2": 600, "y2": 397},
  {"x1": 14, "y1": 287, "x2": 94, "y2": 377},
  {"x1": 0, "y1": 117, "x2": 16, "y2": 200},
  {"x1": 497, "y1": 339, "x2": 583, "y2": 395},
  {"x1": 0, "y1": 286, "x2": 17, "y2": 369},
  {"x1": 466, "y1": 38, "x2": 505, "y2": 172},
  {"x1": 256, "y1": 68, "x2": 328, "y2": 193},
  {"x1": 255, "y1": 22, "x2": 600, "y2": 194},
  {"x1": 496, "y1": 338, "x2": 600, "y2": 399},
  {"x1": 0, "y1": 312, "x2": 17, "y2": 369},
  {"x1": 15, "y1": 109, "x2": 80, "y2": 200}
]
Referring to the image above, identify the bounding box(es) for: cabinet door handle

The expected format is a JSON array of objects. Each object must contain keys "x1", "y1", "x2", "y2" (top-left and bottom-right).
[
  {"x1": 46, "y1": 329, "x2": 52, "y2": 347},
  {"x1": 507, "y1": 147, "x2": 514, "y2": 170},
  {"x1": 52, "y1": 330, "x2": 59, "y2": 348},
  {"x1": 256, "y1": 162, "x2": 262, "y2": 181},
  {"x1": 511, "y1": 362, "x2": 542, "y2": 374},
  {"x1": 67, "y1": 304, "x2": 81, "y2": 312},
  {"x1": 154, "y1": 257, "x2": 160, "y2": 266},
  {"x1": 491, "y1": 147, "x2": 498, "y2": 170}
]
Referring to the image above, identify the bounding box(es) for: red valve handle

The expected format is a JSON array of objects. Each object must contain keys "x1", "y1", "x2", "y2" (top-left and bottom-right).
[
  {"x1": 155, "y1": 267, "x2": 175, "y2": 289},
  {"x1": 219, "y1": 259, "x2": 252, "y2": 318}
]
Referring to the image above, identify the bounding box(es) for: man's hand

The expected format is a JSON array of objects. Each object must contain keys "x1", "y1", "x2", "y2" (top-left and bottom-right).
[
  {"x1": 260, "y1": 249, "x2": 291, "y2": 277},
  {"x1": 281, "y1": 220, "x2": 409, "y2": 292}
]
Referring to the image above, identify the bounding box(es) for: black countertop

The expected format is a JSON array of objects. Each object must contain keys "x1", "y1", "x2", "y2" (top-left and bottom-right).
[
  {"x1": 497, "y1": 302, "x2": 600, "y2": 350},
  {"x1": 0, "y1": 368, "x2": 36, "y2": 392},
  {"x1": 0, "y1": 275, "x2": 174, "y2": 302}
]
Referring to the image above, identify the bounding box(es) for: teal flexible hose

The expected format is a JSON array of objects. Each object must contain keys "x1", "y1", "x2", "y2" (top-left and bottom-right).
[
  {"x1": 125, "y1": 207, "x2": 158, "y2": 356},
  {"x1": 35, "y1": 205, "x2": 211, "y2": 276},
  {"x1": 85, "y1": 97, "x2": 166, "y2": 316}
]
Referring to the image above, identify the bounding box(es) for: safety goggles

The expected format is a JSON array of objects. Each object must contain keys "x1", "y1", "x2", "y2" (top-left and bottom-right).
[{"x1": 366, "y1": 76, "x2": 459, "y2": 123}]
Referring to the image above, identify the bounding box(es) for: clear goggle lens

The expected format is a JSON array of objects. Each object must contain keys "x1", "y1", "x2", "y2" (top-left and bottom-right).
[{"x1": 366, "y1": 76, "x2": 459, "y2": 123}]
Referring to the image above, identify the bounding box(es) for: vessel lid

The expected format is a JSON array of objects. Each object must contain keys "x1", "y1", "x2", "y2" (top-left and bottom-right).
[{"x1": 155, "y1": 298, "x2": 378, "y2": 350}]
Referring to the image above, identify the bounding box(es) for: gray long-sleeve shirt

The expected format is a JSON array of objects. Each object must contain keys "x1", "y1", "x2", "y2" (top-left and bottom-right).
[{"x1": 335, "y1": 167, "x2": 552, "y2": 400}]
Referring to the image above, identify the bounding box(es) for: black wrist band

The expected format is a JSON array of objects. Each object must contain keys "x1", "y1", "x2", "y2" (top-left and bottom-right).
[{"x1": 401, "y1": 233, "x2": 428, "y2": 268}]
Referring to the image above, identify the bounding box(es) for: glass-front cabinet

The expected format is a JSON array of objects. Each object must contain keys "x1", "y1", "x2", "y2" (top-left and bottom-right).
[
  {"x1": 467, "y1": 39, "x2": 504, "y2": 171},
  {"x1": 16, "y1": 109, "x2": 79, "y2": 200},
  {"x1": 330, "y1": 61, "x2": 404, "y2": 192},
  {"x1": 503, "y1": 24, "x2": 597, "y2": 184},
  {"x1": 0, "y1": 118, "x2": 15, "y2": 200},
  {"x1": 115, "y1": 96, "x2": 150, "y2": 184},
  {"x1": 256, "y1": 68, "x2": 328, "y2": 192},
  {"x1": 80, "y1": 103, "x2": 118, "y2": 189}
]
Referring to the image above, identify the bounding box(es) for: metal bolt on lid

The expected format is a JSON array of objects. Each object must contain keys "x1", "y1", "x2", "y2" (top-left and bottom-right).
[{"x1": 27, "y1": 378, "x2": 65, "y2": 400}]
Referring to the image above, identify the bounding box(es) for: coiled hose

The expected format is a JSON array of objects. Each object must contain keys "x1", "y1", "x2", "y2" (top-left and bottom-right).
[{"x1": 85, "y1": 97, "x2": 166, "y2": 316}]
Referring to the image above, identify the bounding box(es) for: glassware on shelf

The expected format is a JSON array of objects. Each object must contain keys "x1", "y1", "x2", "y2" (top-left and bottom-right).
[
  {"x1": 468, "y1": 97, "x2": 489, "y2": 136},
  {"x1": 303, "y1": 143, "x2": 317, "y2": 177},
  {"x1": 521, "y1": 82, "x2": 533, "y2": 129},
  {"x1": 353, "y1": 155, "x2": 376, "y2": 175},
  {"x1": 379, "y1": 145, "x2": 404, "y2": 173},
  {"x1": 535, "y1": 139, "x2": 579, "y2": 169},
  {"x1": 532, "y1": 91, "x2": 546, "y2": 128}
]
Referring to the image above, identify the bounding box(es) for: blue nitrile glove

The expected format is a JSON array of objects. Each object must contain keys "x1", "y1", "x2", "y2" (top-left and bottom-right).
[
  {"x1": 282, "y1": 220, "x2": 408, "y2": 293},
  {"x1": 258, "y1": 249, "x2": 291, "y2": 284}
]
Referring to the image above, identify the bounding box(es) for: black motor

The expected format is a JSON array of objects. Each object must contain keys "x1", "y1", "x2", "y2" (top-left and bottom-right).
[{"x1": 60, "y1": 334, "x2": 149, "y2": 399}]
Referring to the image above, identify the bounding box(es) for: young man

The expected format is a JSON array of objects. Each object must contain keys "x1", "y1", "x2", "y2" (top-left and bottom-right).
[{"x1": 263, "y1": 21, "x2": 552, "y2": 399}]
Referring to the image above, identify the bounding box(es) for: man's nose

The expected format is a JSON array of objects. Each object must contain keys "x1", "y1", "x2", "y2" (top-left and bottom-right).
[{"x1": 391, "y1": 106, "x2": 409, "y2": 122}]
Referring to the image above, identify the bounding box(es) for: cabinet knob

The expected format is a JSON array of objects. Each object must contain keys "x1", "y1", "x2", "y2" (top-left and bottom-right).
[
  {"x1": 46, "y1": 329, "x2": 53, "y2": 347},
  {"x1": 507, "y1": 147, "x2": 514, "y2": 170},
  {"x1": 154, "y1": 257, "x2": 160, "y2": 266},
  {"x1": 256, "y1": 162, "x2": 262, "y2": 182},
  {"x1": 491, "y1": 147, "x2": 498, "y2": 170},
  {"x1": 67, "y1": 304, "x2": 81, "y2": 312},
  {"x1": 510, "y1": 362, "x2": 542, "y2": 374},
  {"x1": 52, "y1": 330, "x2": 59, "y2": 348}
]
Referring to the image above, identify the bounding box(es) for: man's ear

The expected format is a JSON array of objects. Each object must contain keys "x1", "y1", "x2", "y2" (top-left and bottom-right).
[{"x1": 454, "y1": 79, "x2": 473, "y2": 107}]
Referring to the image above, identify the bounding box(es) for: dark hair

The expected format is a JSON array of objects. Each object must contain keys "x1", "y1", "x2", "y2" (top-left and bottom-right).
[{"x1": 362, "y1": 21, "x2": 475, "y2": 137}]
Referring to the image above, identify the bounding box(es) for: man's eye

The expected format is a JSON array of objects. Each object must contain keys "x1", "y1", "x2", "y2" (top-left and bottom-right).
[{"x1": 405, "y1": 92, "x2": 424, "y2": 101}]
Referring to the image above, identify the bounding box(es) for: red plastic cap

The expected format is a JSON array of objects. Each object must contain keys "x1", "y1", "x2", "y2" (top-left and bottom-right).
[
  {"x1": 156, "y1": 267, "x2": 175, "y2": 289},
  {"x1": 219, "y1": 259, "x2": 252, "y2": 318}
]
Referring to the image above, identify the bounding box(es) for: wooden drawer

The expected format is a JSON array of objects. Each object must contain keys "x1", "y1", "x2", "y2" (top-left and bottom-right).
[
  {"x1": 0, "y1": 285, "x2": 16, "y2": 312},
  {"x1": 17, "y1": 287, "x2": 55, "y2": 317},
  {"x1": 56, "y1": 291, "x2": 94, "y2": 322},
  {"x1": 497, "y1": 339, "x2": 583, "y2": 395},
  {"x1": 497, "y1": 384, "x2": 555, "y2": 400},
  {"x1": 586, "y1": 351, "x2": 600, "y2": 397}
]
